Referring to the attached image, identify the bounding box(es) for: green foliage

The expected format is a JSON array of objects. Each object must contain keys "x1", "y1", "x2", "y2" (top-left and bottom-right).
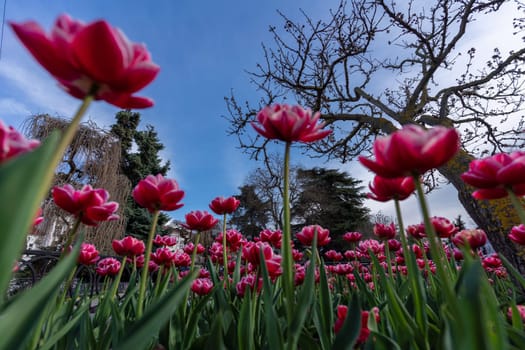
[
  {"x1": 230, "y1": 184, "x2": 270, "y2": 238},
  {"x1": 110, "y1": 110, "x2": 171, "y2": 238}
]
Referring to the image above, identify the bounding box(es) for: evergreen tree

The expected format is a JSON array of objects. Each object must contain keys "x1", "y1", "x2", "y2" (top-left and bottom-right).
[
  {"x1": 110, "y1": 110, "x2": 171, "y2": 239},
  {"x1": 230, "y1": 184, "x2": 270, "y2": 239},
  {"x1": 292, "y1": 167, "x2": 370, "y2": 250}
]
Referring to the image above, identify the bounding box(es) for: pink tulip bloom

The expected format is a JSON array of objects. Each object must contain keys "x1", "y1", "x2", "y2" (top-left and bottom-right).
[
  {"x1": 53, "y1": 184, "x2": 119, "y2": 226},
  {"x1": 183, "y1": 242, "x2": 205, "y2": 255},
  {"x1": 209, "y1": 196, "x2": 240, "y2": 215},
  {"x1": 388, "y1": 239, "x2": 402, "y2": 252},
  {"x1": 251, "y1": 104, "x2": 331, "y2": 143},
  {"x1": 296, "y1": 225, "x2": 331, "y2": 247},
  {"x1": 507, "y1": 305, "x2": 525, "y2": 323},
  {"x1": 112, "y1": 236, "x2": 145, "y2": 257},
  {"x1": 406, "y1": 223, "x2": 426, "y2": 239},
  {"x1": 153, "y1": 234, "x2": 178, "y2": 247},
  {"x1": 509, "y1": 224, "x2": 525, "y2": 245},
  {"x1": 430, "y1": 216, "x2": 457, "y2": 238},
  {"x1": 242, "y1": 241, "x2": 273, "y2": 266},
  {"x1": 334, "y1": 305, "x2": 380, "y2": 344},
  {"x1": 215, "y1": 229, "x2": 245, "y2": 252},
  {"x1": 96, "y1": 257, "x2": 121, "y2": 277},
  {"x1": 0, "y1": 120, "x2": 40, "y2": 164},
  {"x1": 324, "y1": 250, "x2": 344, "y2": 261},
  {"x1": 343, "y1": 231, "x2": 363, "y2": 243},
  {"x1": 33, "y1": 207, "x2": 44, "y2": 227},
  {"x1": 367, "y1": 175, "x2": 415, "y2": 202},
  {"x1": 78, "y1": 243, "x2": 99, "y2": 265},
  {"x1": 373, "y1": 222, "x2": 397, "y2": 240},
  {"x1": 461, "y1": 151, "x2": 525, "y2": 199},
  {"x1": 151, "y1": 247, "x2": 176, "y2": 268},
  {"x1": 452, "y1": 229, "x2": 487, "y2": 249},
  {"x1": 259, "y1": 229, "x2": 283, "y2": 249},
  {"x1": 359, "y1": 125, "x2": 460, "y2": 178},
  {"x1": 132, "y1": 174, "x2": 184, "y2": 213},
  {"x1": 191, "y1": 278, "x2": 214, "y2": 296},
  {"x1": 173, "y1": 252, "x2": 192, "y2": 267},
  {"x1": 236, "y1": 274, "x2": 262, "y2": 297},
  {"x1": 292, "y1": 249, "x2": 304, "y2": 262},
  {"x1": 10, "y1": 14, "x2": 159, "y2": 109},
  {"x1": 182, "y1": 210, "x2": 219, "y2": 231}
]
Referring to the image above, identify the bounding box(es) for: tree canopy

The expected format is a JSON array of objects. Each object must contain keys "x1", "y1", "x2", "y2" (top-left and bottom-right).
[{"x1": 226, "y1": 0, "x2": 525, "y2": 272}]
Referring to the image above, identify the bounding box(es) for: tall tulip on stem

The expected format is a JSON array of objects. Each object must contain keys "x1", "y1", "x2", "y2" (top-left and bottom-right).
[
  {"x1": 251, "y1": 103, "x2": 331, "y2": 339},
  {"x1": 359, "y1": 124, "x2": 460, "y2": 302},
  {"x1": 132, "y1": 174, "x2": 185, "y2": 317}
]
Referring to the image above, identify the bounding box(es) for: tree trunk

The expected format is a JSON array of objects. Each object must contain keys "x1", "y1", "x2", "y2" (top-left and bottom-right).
[{"x1": 439, "y1": 149, "x2": 525, "y2": 275}]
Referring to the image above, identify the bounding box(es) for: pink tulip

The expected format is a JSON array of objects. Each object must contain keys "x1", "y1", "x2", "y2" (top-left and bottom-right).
[
  {"x1": 452, "y1": 229, "x2": 487, "y2": 249},
  {"x1": 96, "y1": 257, "x2": 121, "y2": 277},
  {"x1": 183, "y1": 242, "x2": 205, "y2": 255},
  {"x1": 173, "y1": 252, "x2": 192, "y2": 268},
  {"x1": 430, "y1": 216, "x2": 457, "y2": 238},
  {"x1": 324, "y1": 250, "x2": 344, "y2": 261},
  {"x1": 242, "y1": 241, "x2": 273, "y2": 266},
  {"x1": 153, "y1": 234, "x2": 178, "y2": 247},
  {"x1": 343, "y1": 231, "x2": 362, "y2": 243},
  {"x1": 359, "y1": 125, "x2": 460, "y2": 178},
  {"x1": 461, "y1": 152, "x2": 525, "y2": 199},
  {"x1": 368, "y1": 175, "x2": 415, "y2": 202},
  {"x1": 406, "y1": 223, "x2": 426, "y2": 239},
  {"x1": 334, "y1": 305, "x2": 380, "y2": 344},
  {"x1": 296, "y1": 225, "x2": 331, "y2": 247},
  {"x1": 78, "y1": 243, "x2": 99, "y2": 265},
  {"x1": 182, "y1": 210, "x2": 218, "y2": 231},
  {"x1": 10, "y1": 14, "x2": 159, "y2": 109},
  {"x1": 150, "y1": 247, "x2": 175, "y2": 267},
  {"x1": 215, "y1": 229, "x2": 245, "y2": 252},
  {"x1": 251, "y1": 104, "x2": 331, "y2": 143},
  {"x1": 132, "y1": 174, "x2": 184, "y2": 213},
  {"x1": 0, "y1": 120, "x2": 40, "y2": 164},
  {"x1": 209, "y1": 196, "x2": 240, "y2": 215},
  {"x1": 509, "y1": 224, "x2": 525, "y2": 245},
  {"x1": 507, "y1": 305, "x2": 525, "y2": 323},
  {"x1": 236, "y1": 274, "x2": 262, "y2": 297},
  {"x1": 53, "y1": 184, "x2": 119, "y2": 226},
  {"x1": 112, "y1": 236, "x2": 145, "y2": 257},
  {"x1": 191, "y1": 278, "x2": 214, "y2": 296},
  {"x1": 259, "y1": 229, "x2": 283, "y2": 249},
  {"x1": 373, "y1": 223, "x2": 397, "y2": 240}
]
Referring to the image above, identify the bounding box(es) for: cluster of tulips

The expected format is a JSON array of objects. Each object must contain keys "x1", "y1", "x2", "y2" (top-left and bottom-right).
[{"x1": 2, "y1": 12, "x2": 525, "y2": 350}]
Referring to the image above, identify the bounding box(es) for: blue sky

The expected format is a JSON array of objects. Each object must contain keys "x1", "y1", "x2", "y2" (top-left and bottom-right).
[{"x1": 2, "y1": 0, "x2": 516, "y2": 227}]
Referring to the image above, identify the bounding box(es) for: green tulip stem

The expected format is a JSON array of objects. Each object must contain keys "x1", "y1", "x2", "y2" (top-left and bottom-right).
[
  {"x1": 507, "y1": 189, "x2": 525, "y2": 224},
  {"x1": 137, "y1": 209, "x2": 160, "y2": 318},
  {"x1": 109, "y1": 258, "x2": 127, "y2": 301},
  {"x1": 190, "y1": 232, "x2": 201, "y2": 273},
  {"x1": 413, "y1": 176, "x2": 455, "y2": 302},
  {"x1": 59, "y1": 217, "x2": 82, "y2": 259},
  {"x1": 221, "y1": 213, "x2": 229, "y2": 288},
  {"x1": 282, "y1": 141, "x2": 294, "y2": 323}
]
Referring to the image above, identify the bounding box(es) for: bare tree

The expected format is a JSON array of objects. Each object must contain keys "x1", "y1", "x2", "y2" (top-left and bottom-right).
[{"x1": 226, "y1": 0, "x2": 525, "y2": 272}]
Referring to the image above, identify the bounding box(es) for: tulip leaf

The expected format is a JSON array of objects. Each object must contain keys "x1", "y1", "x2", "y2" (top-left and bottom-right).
[
  {"x1": 0, "y1": 132, "x2": 60, "y2": 300},
  {"x1": 331, "y1": 293, "x2": 360, "y2": 350},
  {"x1": 237, "y1": 289, "x2": 255, "y2": 350},
  {"x1": 0, "y1": 240, "x2": 79, "y2": 350},
  {"x1": 259, "y1": 249, "x2": 284, "y2": 349},
  {"x1": 114, "y1": 270, "x2": 197, "y2": 350}
]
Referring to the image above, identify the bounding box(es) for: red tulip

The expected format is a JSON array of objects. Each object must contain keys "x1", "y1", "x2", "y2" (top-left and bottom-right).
[
  {"x1": 358, "y1": 125, "x2": 460, "y2": 178},
  {"x1": 191, "y1": 278, "x2": 214, "y2": 296},
  {"x1": 53, "y1": 184, "x2": 119, "y2": 226},
  {"x1": 236, "y1": 274, "x2": 262, "y2": 297},
  {"x1": 209, "y1": 196, "x2": 240, "y2": 215},
  {"x1": 173, "y1": 252, "x2": 192, "y2": 267},
  {"x1": 96, "y1": 257, "x2": 121, "y2": 277},
  {"x1": 0, "y1": 120, "x2": 40, "y2": 164},
  {"x1": 406, "y1": 223, "x2": 426, "y2": 239},
  {"x1": 215, "y1": 229, "x2": 245, "y2": 252},
  {"x1": 324, "y1": 250, "x2": 343, "y2": 261},
  {"x1": 296, "y1": 225, "x2": 331, "y2": 247},
  {"x1": 78, "y1": 243, "x2": 99, "y2": 265},
  {"x1": 251, "y1": 104, "x2": 331, "y2": 143},
  {"x1": 242, "y1": 241, "x2": 273, "y2": 266},
  {"x1": 461, "y1": 151, "x2": 525, "y2": 199},
  {"x1": 452, "y1": 229, "x2": 487, "y2": 249},
  {"x1": 183, "y1": 242, "x2": 205, "y2": 255},
  {"x1": 132, "y1": 174, "x2": 184, "y2": 213},
  {"x1": 373, "y1": 223, "x2": 397, "y2": 240},
  {"x1": 10, "y1": 14, "x2": 159, "y2": 109},
  {"x1": 112, "y1": 236, "x2": 145, "y2": 257},
  {"x1": 367, "y1": 175, "x2": 415, "y2": 202},
  {"x1": 509, "y1": 224, "x2": 525, "y2": 245},
  {"x1": 182, "y1": 210, "x2": 218, "y2": 231}
]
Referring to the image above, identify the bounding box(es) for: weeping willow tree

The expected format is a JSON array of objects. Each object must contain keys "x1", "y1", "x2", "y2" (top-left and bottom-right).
[{"x1": 22, "y1": 114, "x2": 131, "y2": 253}]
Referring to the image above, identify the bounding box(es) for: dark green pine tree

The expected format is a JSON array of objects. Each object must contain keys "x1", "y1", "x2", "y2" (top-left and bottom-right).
[
  {"x1": 110, "y1": 110, "x2": 171, "y2": 239},
  {"x1": 229, "y1": 184, "x2": 271, "y2": 239},
  {"x1": 292, "y1": 167, "x2": 370, "y2": 250}
]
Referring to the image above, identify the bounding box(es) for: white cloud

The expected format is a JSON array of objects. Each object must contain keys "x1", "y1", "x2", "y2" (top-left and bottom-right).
[{"x1": 0, "y1": 97, "x2": 31, "y2": 118}]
